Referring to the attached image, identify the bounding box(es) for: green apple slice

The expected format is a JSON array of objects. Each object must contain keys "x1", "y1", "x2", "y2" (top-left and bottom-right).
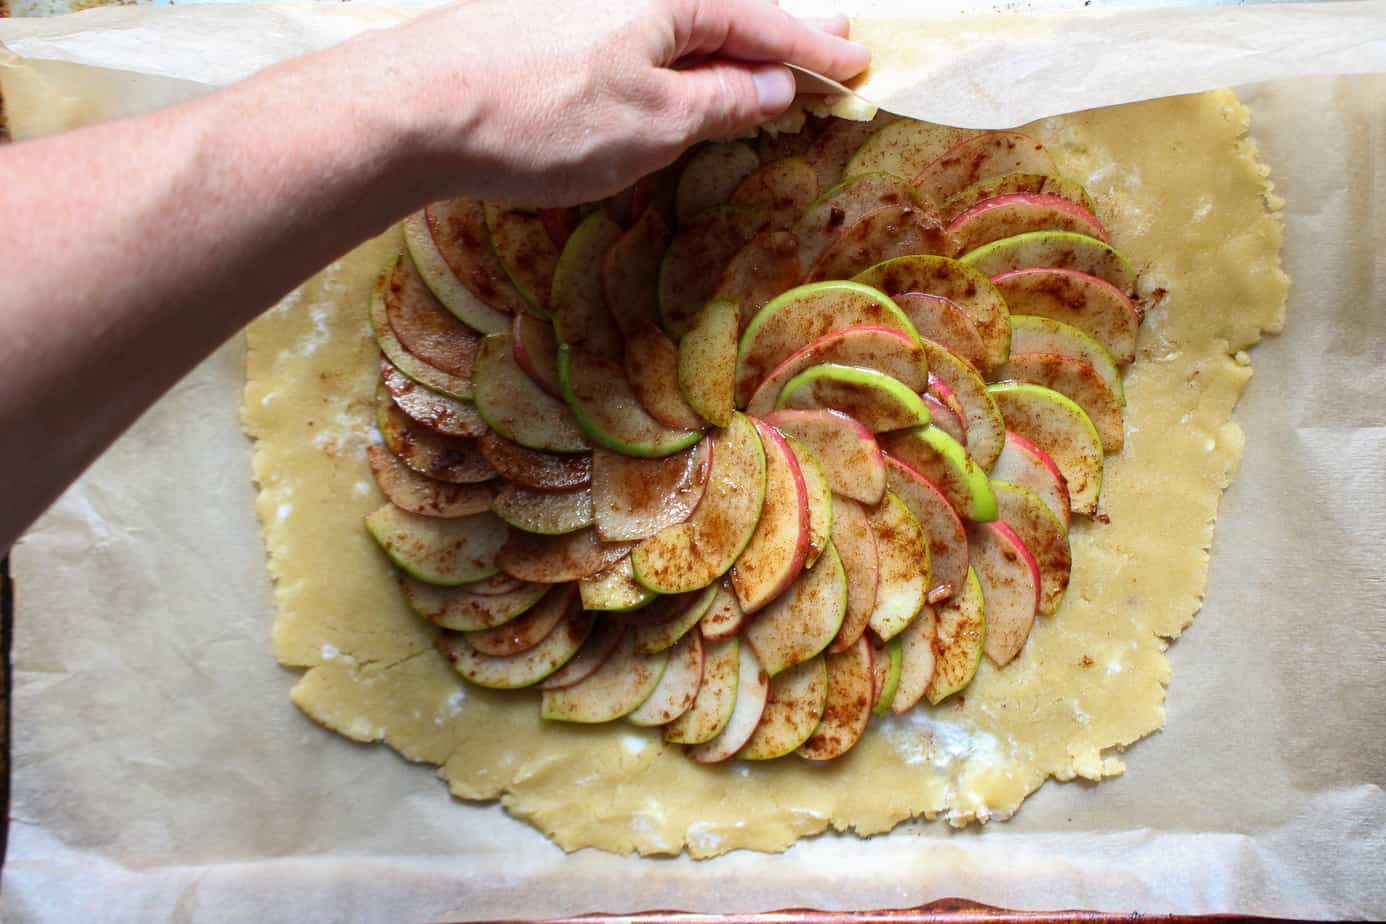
[
  {"x1": 474, "y1": 333, "x2": 589, "y2": 453},
  {"x1": 559, "y1": 345, "x2": 703, "y2": 458},
  {"x1": 540, "y1": 630, "x2": 669, "y2": 723},
  {"x1": 892, "y1": 293, "x2": 987, "y2": 372},
  {"x1": 870, "y1": 635, "x2": 903, "y2": 715},
  {"x1": 992, "y1": 268, "x2": 1140, "y2": 365},
  {"x1": 923, "y1": 394, "x2": 966, "y2": 445},
  {"x1": 632, "y1": 582, "x2": 720, "y2": 654},
  {"x1": 466, "y1": 584, "x2": 575, "y2": 656},
  {"x1": 590, "y1": 442, "x2": 709, "y2": 542},
  {"x1": 402, "y1": 574, "x2": 549, "y2": 631},
  {"x1": 712, "y1": 229, "x2": 803, "y2": 329},
  {"x1": 367, "y1": 444, "x2": 496, "y2": 519},
  {"x1": 512, "y1": 313, "x2": 563, "y2": 399},
  {"x1": 455, "y1": 572, "x2": 526, "y2": 596},
  {"x1": 961, "y1": 231, "x2": 1137, "y2": 293},
  {"x1": 827, "y1": 496, "x2": 877, "y2": 653},
  {"x1": 381, "y1": 360, "x2": 486, "y2": 439},
  {"x1": 477, "y1": 432, "x2": 589, "y2": 492},
  {"x1": 805, "y1": 204, "x2": 952, "y2": 284},
  {"x1": 631, "y1": 413, "x2": 766, "y2": 594},
  {"x1": 666, "y1": 635, "x2": 740, "y2": 745},
  {"x1": 551, "y1": 210, "x2": 625, "y2": 359},
  {"x1": 776, "y1": 363, "x2": 932, "y2": 433},
  {"x1": 995, "y1": 353, "x2": 1123, "y2": 452},
  {"x1": 675, "y1": 140, "x2": 761, "y2": 225},
  {"x1": 800, "y1": 112, "x2": 896, "y2": 189},
  {"x1": 404, "y1": 204, "x2": 516, "y2": 333},
  {"x1": 497, "y1": 526, "x2": 632, "y2": 583},
  {"x1": 687, "y1": 641, "x2": 770, "y2": 763},
  {"x1": 698, "y1": 578, "x2": 748, "y2": 640},
  {"x1": 794, "y1": 172, "x2": 922, "y2": 270},
  {"x1": 484, "y1": 203, "x2": 561, "y2": 315},
  {"x1": 762, "y1": 408, "x2": 885, "y2": 506},
  {"x1": 913, "y1": 131, "x2": 1057, "y2": 204},
  {"x1": 881, "y1": 426, "x2": 998, "y2": 522},
  {"x1": 971, "y1": 520, "x2": 1041, "y2": 667},
  {"x1": 989, "y1": 383, "x2": 1103, "y2": 515},
  {"x1": 602, "y1": 205, "x2": 671, "y2": 336},
  {"x1": 731, "y1": 420, "x2": 811, "y2": 613},
  {"x1": 925, "y1": 566, "x2": 986, "y2": 704},
  {"x1": 993, "y1": 481, "x2": 1071, "y2": 616},
  {"x1": 366, "y1": 505, "x2": 508, "y2": 586},
  {"x1": 1010, "y1": 315, "x2": 1124, "y2": 401},
  {"x1": 785, "y1": 436, "x2": 832, "y2": 569},
  {"x1": 625, "y1": 321, "x2": 704, "y2": 430},
  {"x1": 738, "y1": 655, "x2": 828, "y2": 760},
  {"x1": 744, "y1": 542, "x2": 846, "y2": 677},
  {"x1": 379, "y1": 250, "x2": 481, "y2": 382},
  {"x1": 949, "y1": 192, "x2": 1110, "y2": 255},
  {"x1": 730, "y1": 156, "x2": 820, "y2": 230},
  {"x1": 578, "y1": 556, "x2": 658, "y2": 612},
  {"x1": 865, "y1": 492, "x2": 929, "y2": 641},
  {"x1": 369, "y1": 260, "x2": 473, "y2": 400},
  {"x1": 377, "y1": 388, "x2": 494, "y2": 485},
  {"x1": 919, "y1": 339, "x2": 1006, "y2": 471},
  {"x1": 884, "y1": 456, "x2": 969, "y2": 604},
  {"x1": 736, "y1": 280, "x2": 919, "y2": 406},
  {"x1": 843, "y1": 119, "x2": 975, "y2": 181},
  {"x1": 797, "y1": 636, "x2": 873, "y2": 760},
  {"x1": 747, "y1": 325, "x2": 926, "y2": 417},
  {"x1": 940, "y1": 173, "x2": 1097, "y2": 224},
  {"x1": 539, "y1": 620, "x2": 624, "y2": 690},
  {"x1": 659, "y1": 203, "x2": 768, "y2": 339},
  {"x1": 852, "y1": 255, "x2": 1010, "y2": 370},
  {"x1": 991, "y1": 431, "x2": 1071, "y2": 528},
  {"x1": 891, "y1": 600, "x2": 937, "y2": 715},
  {"x1": 628, "y1": 631, "x2": 705, "y2": 727},
  {"x1": 491, "y1": 483, "x2": 593, "y2": 535},
  {"x1": 678, "y1": 299, "x2": 739, "y2": 427},
  {"x1": 440, "y1": 608, "x2": 594, "y2": 690}
]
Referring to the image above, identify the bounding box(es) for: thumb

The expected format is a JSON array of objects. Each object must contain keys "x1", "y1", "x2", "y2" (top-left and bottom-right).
[{"x1": 667, "y1": 61, "x2": 797, "y2": 145}]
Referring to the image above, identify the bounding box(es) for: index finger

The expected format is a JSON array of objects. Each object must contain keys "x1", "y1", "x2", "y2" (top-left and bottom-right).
[{"x1": 670, "y1": 0, "x2": 871, "y2": 83}]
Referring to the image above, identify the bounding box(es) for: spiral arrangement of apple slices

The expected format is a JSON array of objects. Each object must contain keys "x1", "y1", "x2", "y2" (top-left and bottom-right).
[{"x1": 362, "y1": 115, "x2": 1143, "y2": 763}]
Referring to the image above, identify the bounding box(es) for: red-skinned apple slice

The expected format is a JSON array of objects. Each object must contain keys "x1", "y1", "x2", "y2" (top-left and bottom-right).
[
  {"x1": 625, "y1": 321, "x2": 704, "y2": 430},
  {"x1": 367, "y1": 444, "x2": 497, "y2": 519},
  {"x1": 913, "y1": 132, "x2": 1057, "y2": 205},
  {"x1": 628, "y1": 631, "x2": 705, "y2": 727},
  {"x1": 924, "y1": 566, "x2": 986, "y2": 704},
  {"x1": 712, "y1": 230, "x2": 803, "y2": 329},
  {"x1": 551, "y1": 211, "x2": 625, "y2": 359},
  {"x1": 590, "y1": 441, "x2": 710, "y2": 542},
  {"x1": 865, "y1": 491, "x2": 929, "y2": 641},
  {"x1": 962, "y1": 231, "x2": 1137, "y2": 293},
  {"x1": 366, "y1": 505, "x2": 508, "y2": 586},
  {"x1": 491, "y1": 483, "x2": 593, "y2": 535},
  {"x1": 473, "y1": 333, "x2": 589, "y2": 453},
  {"x1": 466, "y1": 583, "x2": 575, "y2": 656},
  {"x1": 377, "y1": 388, "x2": 495, "y2": 485},
  {"x1": 558, "y1": 346, "x2": 703, "y2": 458},
  {"x1": 891, "y1": 601, "x2": 937, "y2": 714},
  {"x1": 883, "y1": 456, "x2": 969, "y2": 604},
  {"x1": 1010, "y1": 315, "x2": 1124, "y2": 401},
  {"x1": 800, "y1": 112, "x2": 896, "y2": 189},
  {"x1": 659, "y1": 204, "x2": 768, "y2": 338},
  {"x1": 992, "y1": 480, "x2": 1071, "y2": 616},
  {"x1": 797, "y1": 636, "x2": 872, "y2": 760},
  {"x1": 540, "y1": 620, "x2": 624, "y2": 690},
  {"x1": 940, "y1": 173, "x2": 1096, "y2": 224},
  {"x1": 698, "y1": 578, "x2": 747, "y2": 640},
  {"x1": 665, "y1": 635, "x2": 739, "y2": 744},
  {"x1": 439, "y1": 608, "x2": 594, "y2": 689},
  {"x1": 920, "y1": 340, "x2": 1005, "y2": 471},
  {"x1": 729, "y1": 156, "x2": 820, "y2": 230},
  {"x1": 794, "y1": 172, "x2": 922, "y2": 270},
  {"x1": 892, "y1": 293, "x2": 988, "y2": 371},
  {"x1": 540, "y1": 630, "x2": 669, "y2": 723},
  {"x1": 633, "y1": 582, "x2": 720, "y2": 654},
  {"x1": 687, "y1": 641, "x2": 770, "y2": 763},
  {"x1": 970, "y1": 520, "x2": 1040, "y2": 667},
  {"x1": 784, "y1": 436, "x2": 832, "y2": 569},
  {"x1": 923, "y1": 394, "x2": 966, "y2": 445},
  {"x1": 484, "y1": 203, "x2": 561, "y2": 315},
  {"x1": 407, "y1": 203, "x2": 519, "y2": 331},
  {"x1": 369, "y1": 260, "x2": 472, "y2": 400},
  {"x1": 380, "y1": 251, "x2": 481, "y2": 381},
  {"x1": 497, "y1": 526, "x2": 633, "y2": 583},
  {"x1": 381, "y1": 360, "x2": 486, "y2": 438},
  {"x1": 746, "y1": 325, "x2": 926, "y2": 417},
  {"x1": 989, "y1": 382, "x2": 1104, "y2": 514},
  {"x1": 744, "y1": 542, "x2": 846, "y2": 676},
  {"x1": 995, "y1": 352, "x2": 1124, "y2": 451},
  {"x1": 927, "y1": 373, "x2": 968, "y2": 430},
  {"x1": 881, "y1": 425, "x2": 998, "y2": 522},
  {"x1": 578, "y1": 556, "x2": 658, "y2": 612},
  {"x1": 739, "y1": 655, "x2": 828, "y2": 760},
  {"x1": 538, "y1": 206, "x2": 580, "y2": 247},
  {"x1": 990, "y1": 431, "x2": 1071, "y2": 528},
  {"x1": 949, "y1": 193, "x2": 1110, "y2": 254},
  {"x1": 762, "y1": 408, "x2": 885, "y2": 505},
  {"x1": 631, "y1": 413, "x2": 766, "y2": 594},
  {"x1": 731, "y1": 420, "x2": 811, "y2": 613},
  {"x1": 827, "y1": 496, "x2": 878, "y2": 653},
  {"x1": 776, "y1": 363, "x2": 932, "y2": 433},
  {"x1": 675, "y1": 140, "x2": 760, "y2": 225},
  {"x1": 805, "y1": 204, "x2": 952, "y2": 283},
  {"x1": 512, "y1": 313, "x2": 563, "y2": 398},
  {"x1": 402, "y1": 574, "x2": 549, "y2": 631},
  {"x1": 602, "y1": 205, "x2": 671, "y2": 336},
  {"x1": 678, "y1": 300, "x2": 739, "y2": 428},
  {"x1": 843, "y1": 119, "x2": 975, "y2": 181},
  {"x1": 478, "y1": 431, "x2": 590, "y2": 490},
  {"x1": 992, "y1": 268, "x2": 1140, "y2": 365},
  {"x1": 870, "y1": 635, "x2": 903, "y2": 715}
]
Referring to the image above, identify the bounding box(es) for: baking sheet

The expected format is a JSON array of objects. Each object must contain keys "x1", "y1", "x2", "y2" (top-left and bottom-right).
[{"x1": 2, "y1": 2, "x2": 1384, "y2": 921}]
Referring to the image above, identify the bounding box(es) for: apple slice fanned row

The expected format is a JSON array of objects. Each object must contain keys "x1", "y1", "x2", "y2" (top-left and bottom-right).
[
  {"x1": 369, "y1": 254, "x2": 475, "y2": 401},
  {"x1": 381, "y1": 360, "x2": 487, "y2": 439},
  {"x1": 992, "y1": 268, "x2": 1141, "y2": 365},
  {"x1": 797, "y1": 636, "x2": 872, "y2": 760},
  {"x1": 880, "y1": 425, "x2": 997, "y2": 523},
  {"x1": 631, "y1": 583, "x2": 720, "y2": 655},
  {"x1": 551, "y1": 211, "x2": 625, "y2": 359},
  {"x1": 540, "y1": 630, "x2": 669, "y2": 723},
  {"x1": 775, "y1": 363, "x2": 932, "y2": 433},
  {"x1": 376, "y1": 387, "x2": 496, "y2": 485},
  {"x1": 441, "y1": 606, "x2": 595, "y2": 690},
  {"x1": 365, "y1": 506, "x2": 509, "y2": 586},
  {"x1": 466, "y1": 583, "x2": 576, "y2": 656},
  {"x1": 730, "y1": 419, "x2": 811, "y2": 614},
  {"x1": 940, "y1": 173, "x2": 1096, "y2": 224},
  {"x1": 484, "y1": 203, "x2": 562, "y2": 316},
  {"x1": 843, "y1": 119, "x2": 975, "y2": 184},
  {"x1": 947, "y1": 193, "x2": 1110, "y2": 255},
  {"x1": 988, "y1": 382, "x2": 1104, "y2": 515},
  {"x1": 913, "y1": 131, "x2": 1058, "y2": 207},
  {"x1": 962, "y1": 230, "x2": 1137, "y2": 294},
  {"x1": 627, "y1": 631, "x2": 705, "y2": 727},
  {"x1": 473, "y1": 333, "x2": 590, "y2": 454},
  {"x1": 793, "y1": 172, "x2": 923, "y2": 272},
  {"x1": 659, "y1": 203, "x2": 768, "y2": 338},
  {"x1": 559, "y1": 346, "x2": 704, "y2": 458},
  {"x1": 490, "y1": 482, "x2": 593, "y2": 536},
  {"x1": 746, "y1": 325, "x2": 927, "y2": 417},
  {"x1": 478, "y1": 431, "x2": 590, "y2": 491},
  {"x1": 804, "y1": 204, "x2": 952, "y2": 284},
  {"x1": 403, "y1": 203, "x2": 518, "y2": 334},
  {"x1": 762, "y1": 408, "x2": 885, "y2": 506},
  {"x1": 738, "y1": 656, "x2": 828, "y2": 760},
  {"x1": 367, "y1": 444, "x2": 497, "y2": 519},
  {"x1": 403, "y1": 573, "x2": 551, "y2": 632}
]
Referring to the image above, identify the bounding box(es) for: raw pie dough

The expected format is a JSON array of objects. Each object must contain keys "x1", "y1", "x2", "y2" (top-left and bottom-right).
[{"x1": 244, "y1": 90, "x2": 1288, "y2": 857}]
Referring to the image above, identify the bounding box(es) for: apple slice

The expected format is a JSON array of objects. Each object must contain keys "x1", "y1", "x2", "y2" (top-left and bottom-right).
[
  {"x1": 746, "y1": 325, "x2": 926, "y2": 417},
  {"x1": 989, "y1": 382, "x2": 1104, "y2": 515},
  {"x1": 665, "y1": 635, "x2": 740, "y2": 744},
  {"x1": 367, "y1": 444, "x2": 497, "y2": 519},
  {"x1": 884, "y1": 457, "x2": 969, "y2": 604},
  {"x1": 997, "y1": 353, "x2": 1124, "y2": 452},
  {"x1": 800, "y1": 112, "x2": 896, "y2": 189},
  {"x1": 762, "y1": 408, "x2": 885, "y2": 505},
  {"x1": 678, "y1": 300, "x2": 739, "y2": 427},
  {"x1": 625, "y1": 322, "x2": 704, "y2": 430},
  {"x1": 794, "y1": 172, "x2": 921, "y2": 270},
  {"x1": 484, "y1": 203, "x2": 561, "y2": 314},
  {"x1": 805, "y1": 205, "x2": 952, "y2": 283},
  {"x1": 512, "y1": 313, "x2": 563, "y2": 399},
  {"x1": 456, "y1": 572, "x2": 526, "y2": 596},
  {"x1": 992, "y1": 481, "x2": 1071, "y2": 616},
  {"x1": 380, "y1": 251, "x2": 481, "y2": 383},
  {"x1": 539, "y1": 620, "x2": 624, "y2": 690},
  {"x1": 949, "y1": 193, "x2": 1110, "y2": 255},
  {"x1": 797, "y1": 636, "x2": 873, "y2": 760},
  {"x1": 865, "y1": 491, "x2": 930, "y2": 641},
  {"x1": 466, "y1": 584, "x2": 576, "y2": 656},
  {"x1": 990, "y1": 431, "x2": 1071, "y2": 528},
  {"x1": 913, "y1": 131, "x2": 1057, "y2": 205},
  {"x1": 551, "y1": 211, "x2": 625, "y2": 359},
  {"x1": 405, "y1": 204, "x2": 516, "y2": 332},
  {"x1": 744, "y1": 542, "x2": 846, "y2": 676},
  {"x1": 491, "y1": 483, "x2": 593, "y2": 535},
  {"x1": 687, "y1": 640, "x2": 770, "y2": 762},
  {"x1": 590, "y1": 442, "x2": 709, "y2": 542},
  {"x1": 892, "y1": 293, "x2": 987, "y2": 371},
  {"x1": 739, "y1": 655, "x2": 828, "y2": 760},
  {"x1": 776, "y1": 363, "x2": 931, "y2": 433},
  {"x1": 540, "y1": 630, "x2": 669, "y2": 723},
  {"x1": 961, "y1": 231, "x2": 1137, "y2": 293},
  {"x1": 381, "y1": 360, "x2": 486, "y2": 439},
  {"x1": 919, "y1": 339, "x2": 1005, "y2": 471},
  {"x1": 970, "y1": 520, "x2": 1041, "y2": 667},
  {"x1": 923, "y1": 394, "x2": 966, "y2": 445},
  {"x1": 606, "y1": 170, "x2": 669, "y2": 229},
  {"x1": 402, "y1": 574, "x2": 549, "y2": 631},
  {"x1": 712, "y1": 230, "x2": 804, "y2": 328},
  {"x1": 925, "y1": 566, "x2": 986, "y2": 704},
  {"x1": 478, "y1": 431, "x2": 590, "y2": 490},
  {"x1": 881, "y1": 426, "x2": 998, "y2": 522},
  {"x1": 940, "y1": 173, "x2": 1097, "y2": 224},
  {"x1": 497, "y1": 526, "x2": 633, "y2": 583},
  {"x1": 538, "y1": 206, "x2": 580, "y2": 247},
  {"x1": 628, "y1": 631, "x2": 705, "y2": 727},
  {"x1": 578, "y1": 556, "x2": 658, "y2": 612},
  {"x1": 843, "y1": 119, "x2": 975, "y2": 181},
  {"x1": 827, "y1": 496, "x2": 877, "y2": 653},
  {"x1": 377, "y1": 388, "x2": 495, "y2": 485},
  {"x1": 1010, "y1": 315, "x2": 1124, "y2": 401},
  {"x1": 736, "y1": 280, "x2": 919, "y2": 406},
  {"x1": 870, "y1": 635, "x2": 903, "y2": 715},
  {"x1": 473, "y1": 333, "x2": 589, "y2": 453},
  {"x1": 602, "y1": 205, "x2": 671, "y2": 336},
  {"x1": 698, "y1": 578, "x2": 747, "y2": 640},
  {"x1": 632, "y1": 583, "x2": 720, "y2": 654},
  {"x1": 992, "y1": 268, "x2": 1140, "y2": 365},
  {"x1": 730, "y1": 420, "x2": 811, "y2": 613},
  {"x1": 659, "y1": 204, "x2": 768, "y2": 338},
  {"x1": 927, "y1": 373, "x2": 969, "y2": 432},
  {"x1": 784, "y1": 436, "x2": 832, "y2": 569},
  {"x1": 675, "y1": 140, "x2": 761, "y2": 225},
  {"x1": 440, "y1": 608, "x2": 594, "y2": 689},
  {"x1": 730, "y1": 156, "x2": 820, "y2": 230},
  {"x1": 366, "y1": 505, "x2": 508, "y2": 586},
  {"x1": 369, "y1": 262, "x2": 473, "y2": 401},
  {"x1": 558, "y1": 346, "x2": 703, "y2": 458},
  {"x1": 891, "y1": 601, "x2": 937, "y2": 715},
  {"x1": 852, "y1": 255, "x2": 1010, "y2": 370}
]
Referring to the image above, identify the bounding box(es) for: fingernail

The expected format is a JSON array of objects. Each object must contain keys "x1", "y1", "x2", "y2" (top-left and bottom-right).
[{"x1": 752, "y1": 65, "x2": 796, "y2": 114}]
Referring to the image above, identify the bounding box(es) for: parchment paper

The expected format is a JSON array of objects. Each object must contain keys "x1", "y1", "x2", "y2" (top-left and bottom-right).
[{"x1": 3, "y1": 3, "x2": 1384, "y2": 921}]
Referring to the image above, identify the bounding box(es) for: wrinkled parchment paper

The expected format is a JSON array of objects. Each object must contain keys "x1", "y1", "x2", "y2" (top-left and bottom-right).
[{"x1": 3, "y1": 3, "x2": 1385, "y2": 921}]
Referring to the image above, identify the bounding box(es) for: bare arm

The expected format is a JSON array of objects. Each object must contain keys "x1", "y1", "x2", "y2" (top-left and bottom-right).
[{"x1": 0, "y1": 0, "x2": 868, "y2": 551}]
